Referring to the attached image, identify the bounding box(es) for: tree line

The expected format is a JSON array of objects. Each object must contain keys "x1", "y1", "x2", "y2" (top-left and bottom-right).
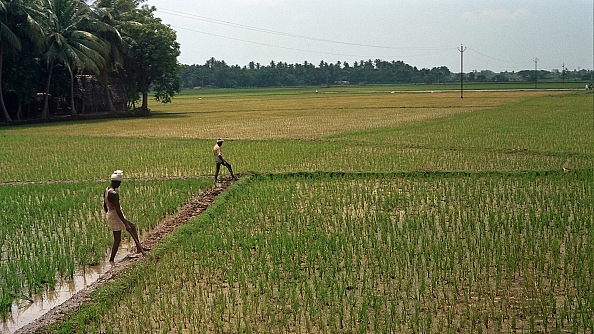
[
  {"x1": 3, "y1": 0, "x2": 592, "y2": 124},
  {"x1": 180, "y1": 58, "x2": 452, "y2": 88},
  {"x1": 1, "y1": 0, "x2": 180, "y2": 123},
  {"x1": 179, "y1": 57, "x2": 592, "y2": 89}
]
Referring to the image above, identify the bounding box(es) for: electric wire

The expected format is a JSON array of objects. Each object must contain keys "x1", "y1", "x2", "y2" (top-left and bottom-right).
[
  {"x1": 153, "y1": 6, "x2": 583, "y2": 72},
  {"x1": 157, "y1": 7, "x2": 453, "y2": 52}
]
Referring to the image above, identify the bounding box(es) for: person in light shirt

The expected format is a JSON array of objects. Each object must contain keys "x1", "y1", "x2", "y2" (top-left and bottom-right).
[
  {"x1": 103, "y1": 170, "x2": 149, "y2": 262},
  {"x1": 213, "y1": 138, "x2": 237, "y2": 182}
]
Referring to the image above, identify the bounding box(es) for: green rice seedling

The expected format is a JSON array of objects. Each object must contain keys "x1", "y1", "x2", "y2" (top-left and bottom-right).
[
  {"x1": 49, "y1": 170, "x2": 594, "y2": 333},
  {"x1": 3, "y1": 91, "x2": 593, "y2": 183},
  {"x1": 0, "y1": 177, "x2": 212, "y2": 317},
  {"x1": 3, "y1": 88, "x2": 594, "y2": 331}
]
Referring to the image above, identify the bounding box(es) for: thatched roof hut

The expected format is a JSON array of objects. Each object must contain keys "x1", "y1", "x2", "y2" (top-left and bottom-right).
[{"x1": 74, "y1": 75, "x2": 128, "y2": 112}]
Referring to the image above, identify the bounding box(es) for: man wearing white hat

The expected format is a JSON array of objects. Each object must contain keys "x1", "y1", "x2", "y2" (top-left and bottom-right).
[
  {"x1": 213, "y1": 138, "x2": 237, "y2": 182},
  {"x1": 103, "y1": 170, "x2": 149, "y2": 262}
]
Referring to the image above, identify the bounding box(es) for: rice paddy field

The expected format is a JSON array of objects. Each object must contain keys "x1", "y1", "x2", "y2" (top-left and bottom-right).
[{"x1": 1, "y1": 84, "x2": 593, "y2": 333}]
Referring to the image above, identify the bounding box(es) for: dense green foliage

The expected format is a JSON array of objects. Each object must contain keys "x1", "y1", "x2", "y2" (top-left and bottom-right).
[
  {"x1": 180, "y1": 58, "x2": 452, "y2": 88},
  {"x1": 0, "y1": 0, "x2": 181, "y2": 122},
  {"x1": 2, "y1": 0, "x2": 591, "y2": 123},
  {"x1": 179, "y1": 57, "x2": 592, "y2": 89}
]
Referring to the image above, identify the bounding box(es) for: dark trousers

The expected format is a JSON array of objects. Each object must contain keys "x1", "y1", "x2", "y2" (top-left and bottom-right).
[{"x1": 215, "y1": 161, "x2": 234, "y2": 180}]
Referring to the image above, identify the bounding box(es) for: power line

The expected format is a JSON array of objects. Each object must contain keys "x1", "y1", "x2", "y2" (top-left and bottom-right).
[
  {"x1": 168, "y1": 25, "x2": 376, "y2": 60},
  {"x1": 155, "y1": 7, "x2": 547, "y2": 73},
  {"x1": 170, "y1": 24, "x2": 455, "y2": 62},
  {"x1": 465, "y1": 47, "x2": 528, "y2": 68},
  {"x1": 156, "y1": 7, "x2": 453, "y2": 53}
]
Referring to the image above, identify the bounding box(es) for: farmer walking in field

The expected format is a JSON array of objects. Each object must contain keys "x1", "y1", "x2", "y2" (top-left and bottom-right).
[
  {"x1": 103, "y1": 170, "x2": 149, "y2": 262},
  {"x1": 213, "y1": 138, "x2": 237, "y2": 182}
]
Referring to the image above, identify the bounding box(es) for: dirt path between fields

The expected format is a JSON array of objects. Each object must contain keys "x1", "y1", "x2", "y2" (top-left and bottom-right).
[{"x1": 14, "y1": 178, "x2": 236, "y2": 334}]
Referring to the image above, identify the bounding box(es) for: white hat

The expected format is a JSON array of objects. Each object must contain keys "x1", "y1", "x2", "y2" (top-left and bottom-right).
[
  {"x1": 217, "y1": 138, "x2": 224, "y2": 142},
  {"x1": 110, "y1": 170, "x2": 124, "y2": 182}
]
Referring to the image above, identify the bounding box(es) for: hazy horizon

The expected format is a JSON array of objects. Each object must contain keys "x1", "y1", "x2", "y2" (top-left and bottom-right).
[{"x1": 146, "y1": 0, "x2": 594, "y2": 73}]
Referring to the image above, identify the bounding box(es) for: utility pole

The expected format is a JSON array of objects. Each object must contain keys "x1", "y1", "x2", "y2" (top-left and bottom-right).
[
  {"x1": 458, "y1": 44, "x2": 466, "y2": 98},
  {"x1": 562, "y1": 63, "x2": 565, "y2": 83},
  {"x1": 533, "y1": 58, "x2": 539, "y2": 89}
]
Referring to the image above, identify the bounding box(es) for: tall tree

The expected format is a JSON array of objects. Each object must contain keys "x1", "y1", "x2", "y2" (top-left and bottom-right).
[
  {"x1": 0, "y1": 0, "x2": 19, "y2": 122},
  {"x1": 3, "y1": 35, "x2": 41, "y2": 120},
  {"x1": 92, "y1": 0, "x2": 137, "y2": 111},
  {"x1": 37, "y1": 0, "x2": 110, "y2": 118},
  {"x1": 120, "y1": 5, "x2": 180, "y2": 111},
  {"x1": 0, "y1": 0, "x2": 39, "y2": 121}
]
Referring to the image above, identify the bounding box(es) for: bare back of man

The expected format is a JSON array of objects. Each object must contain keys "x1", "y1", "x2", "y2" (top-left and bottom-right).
[{"x1": 103, "y1": 171, "x2": 148, "y2": 262}]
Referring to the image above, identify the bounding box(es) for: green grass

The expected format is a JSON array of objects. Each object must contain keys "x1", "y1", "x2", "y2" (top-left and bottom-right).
[
  {"x1": 0, "y1": 178, "x2": 214, "y2": 317},
  {"x1": 2, "y1": 90, "x2": 592, "y2": 182},
  {"x1": 1, "y1": 86, "x2": 594, "y2": 332},
  {"x1": 179, "y1": 81, "x2": 591, "y2": 96},
  {"x1": 53, "y1": 172, "x2": 594, "y2": 333}
]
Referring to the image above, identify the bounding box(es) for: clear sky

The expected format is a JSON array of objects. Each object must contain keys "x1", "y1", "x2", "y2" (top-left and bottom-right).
[{"x1": 145, "y1": 0, "x2": 593, "y2": 73}]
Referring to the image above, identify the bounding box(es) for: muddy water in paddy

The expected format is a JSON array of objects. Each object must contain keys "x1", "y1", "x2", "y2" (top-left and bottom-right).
[
  {"x1": 3, "y1": 246, "x2": 137, "y2": 334},
  {"x1": 4, "y1": 180, "x2": 232, "y2": 334}
]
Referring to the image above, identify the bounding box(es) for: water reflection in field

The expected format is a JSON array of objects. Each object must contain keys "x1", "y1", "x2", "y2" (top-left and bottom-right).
[{"x1": 3, "y1": 245, "x2": 136, "y2": 334}]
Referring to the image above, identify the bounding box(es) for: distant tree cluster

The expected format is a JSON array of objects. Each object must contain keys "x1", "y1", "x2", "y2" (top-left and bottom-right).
[
  {"x1": 180, "y1": 58, "x2": 593, "y2": 89},
  {"x1": 180, "y1": 58, "x2": 451, "y2": 88},
  {"x1": 4, "y1": 0, "x2": 592, "y2": 124},
  {"x1": 1, "y1": 0, "x2": 181, "y2": 123},
  {"x1": 465, "y1": 69, "x2": 592, "y2": 83}
]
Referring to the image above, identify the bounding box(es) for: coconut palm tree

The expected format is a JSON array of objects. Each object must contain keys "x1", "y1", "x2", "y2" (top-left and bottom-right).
[
  {"x1": 91, "y1": 0, "x2": 130, "y2": 111},
  {"x1": 37, "y1": 0, "x2": 111, "y2": 118},
  {"x1": 0, "y1": 0, "x2": 44, "y2": 122},
  {"x1": 0, "y1": 0, "x2": 25, "y2": 122}
]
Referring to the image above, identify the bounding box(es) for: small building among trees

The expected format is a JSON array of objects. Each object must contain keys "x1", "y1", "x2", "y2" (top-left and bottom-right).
[{"x1": 74, "y1": 75, "x2": 128, "y2": 114}]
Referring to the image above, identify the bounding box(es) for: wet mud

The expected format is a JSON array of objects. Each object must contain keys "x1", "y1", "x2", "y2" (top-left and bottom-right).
[{"x1": 7, "y1": 178, "x2": 234, "y2": 334}]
